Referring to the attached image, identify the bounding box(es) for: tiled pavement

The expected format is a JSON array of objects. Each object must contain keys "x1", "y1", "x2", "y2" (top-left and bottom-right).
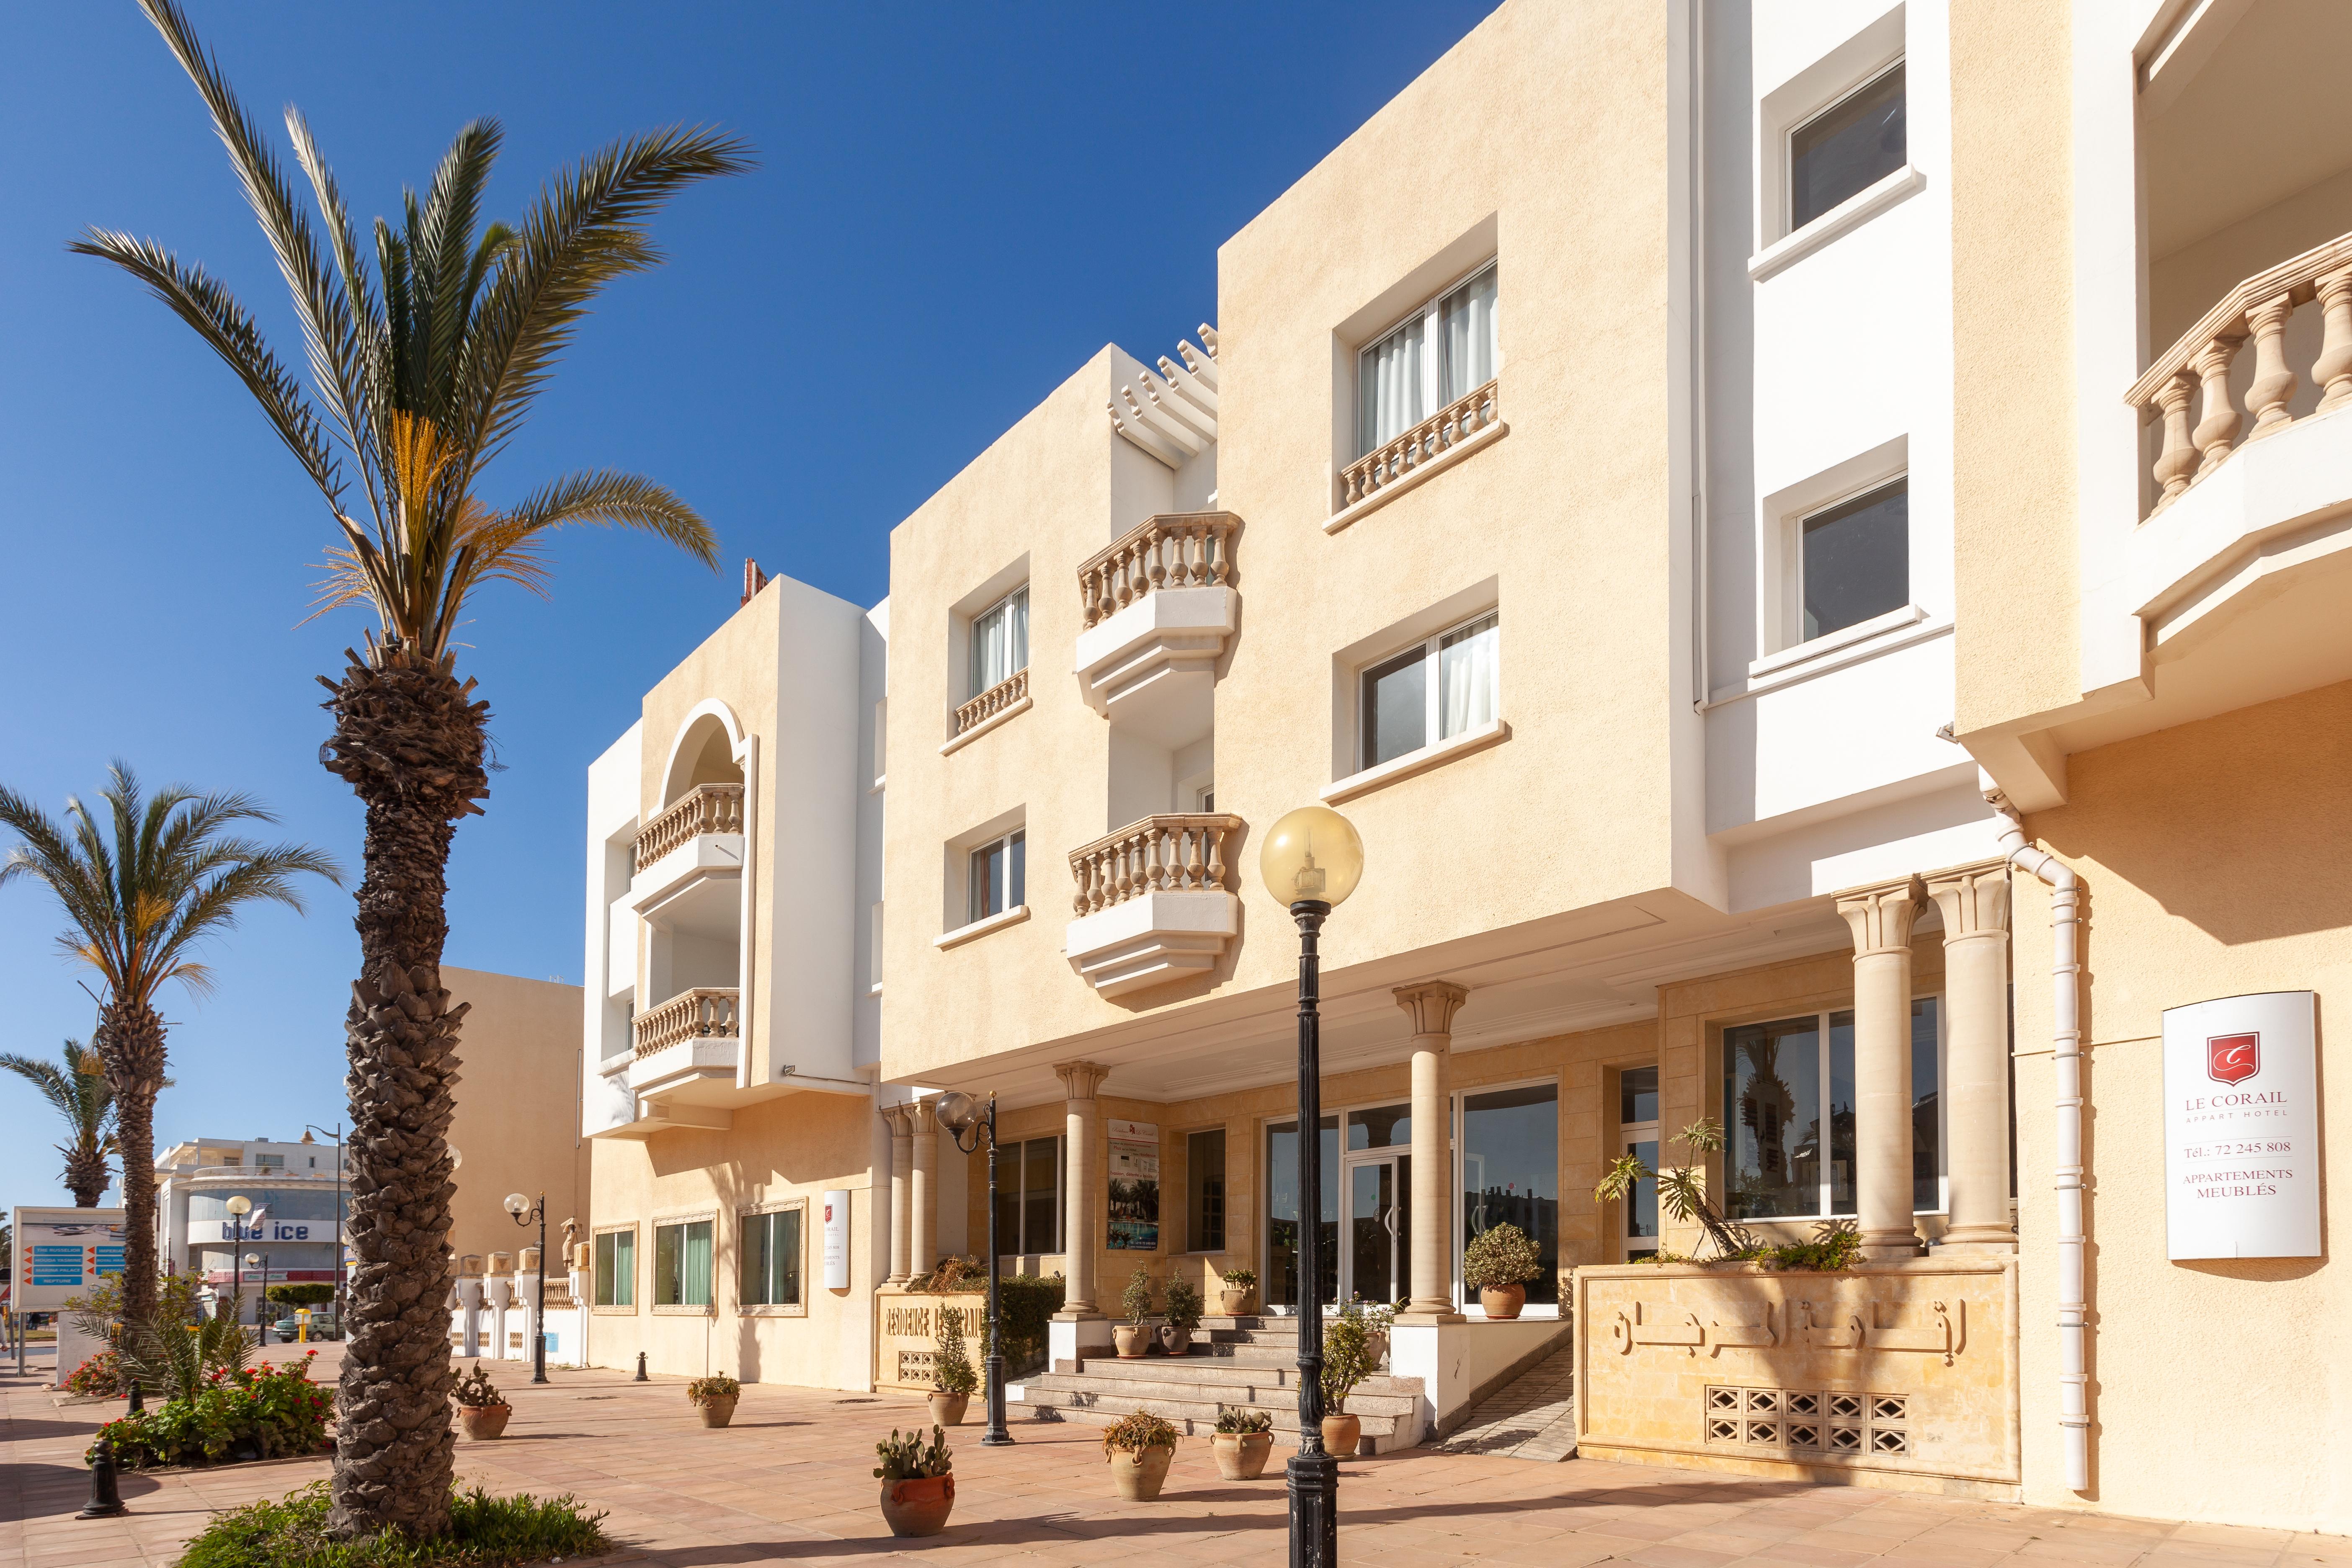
[
  {"x1": 1425, "y1": 1344, "x2": 1577, "y2": 1461},
  {"x1": 6, "y1": 1349, "x2": 2347, "y2": 1568}
]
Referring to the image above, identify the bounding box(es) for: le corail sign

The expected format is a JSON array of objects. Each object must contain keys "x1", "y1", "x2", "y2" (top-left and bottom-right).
[{"x1": 2162, "y1": 991, "x2": 2321, "y2": 1260}]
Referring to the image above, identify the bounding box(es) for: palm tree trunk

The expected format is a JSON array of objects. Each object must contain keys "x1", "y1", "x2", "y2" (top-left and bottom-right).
[
  {"x1": 319, "y1": 646, "x2": 488, "y2": 1541},
  {"x1": 64, "y1": 1148, "x2": 110, "y2": 1211},
  {"x1": 93, "y1": 1000, "x2": 168, "y2": 1327}
]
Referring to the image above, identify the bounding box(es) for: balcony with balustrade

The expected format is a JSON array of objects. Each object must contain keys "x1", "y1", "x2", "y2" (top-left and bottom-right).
[
  {"x1": 625, "y1": 986, "x2": 742, "y2": 1117},
  {"x1": 1071, "y1": 512, "x2": 1238, "y2": 746},
  {"x1": 1063, "y1": 814, "x2": 1243, "y2": 997},
  {"x1": 627, "y1": 782, "x2": 744, "y2": 923}
]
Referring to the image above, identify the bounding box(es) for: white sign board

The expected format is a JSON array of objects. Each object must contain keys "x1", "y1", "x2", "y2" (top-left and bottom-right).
[
  {"x1": 2163, "y1": 991, "x2": 2321, "y2": 1259},
  {"x1": 10, "y1": 1207, "x2": 130, "y2": 1312},
  {"x1": 821, "y1": 1188, "x2": 851, "y2": 1290}
]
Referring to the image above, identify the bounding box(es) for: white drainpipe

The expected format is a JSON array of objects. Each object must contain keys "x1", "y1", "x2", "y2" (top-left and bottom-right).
[{"x1": 1992, "y1": 798, "x2": 2089, "y2": 1493}]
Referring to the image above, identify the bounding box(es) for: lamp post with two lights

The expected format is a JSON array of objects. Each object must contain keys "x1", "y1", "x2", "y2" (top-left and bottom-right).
[
  {"x1": 932, "y1": 1092, "x2": 1014, "y2": 1447},
  {"x1": 504, "y1": 1192, "x2": 549, "y2": 1384}
]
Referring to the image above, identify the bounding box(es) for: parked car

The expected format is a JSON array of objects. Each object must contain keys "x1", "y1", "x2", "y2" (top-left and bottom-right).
[{"x1": 273, "y1": 1311, "x2": 340, "y2": 1341}]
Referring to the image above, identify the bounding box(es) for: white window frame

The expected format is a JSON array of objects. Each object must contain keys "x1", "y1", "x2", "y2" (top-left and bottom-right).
[
  {"x1": 1718, "y1": 998, "x2": 1947, "y2": 1225},
  {"x1": 649, "y1": 1209, "x2": 718, "y2": 1316},
  {"x1": 1795, "y1": 475, "x2": 1911, "y2": 648},
  {"x1": 1752, "y1": 5, "x2": 1911, "y2": 260},
  {"x1": 1754, "y1": 438, "x2": 1918, "y2": 667},
  {"x1": 966, "y1": 829, "x2": 1026, "y2": 926},
  {"x1": 1354, "y1": 260, "x2": 1500, "y2": 459},
  {"x1": 995, "y1": 1134, "x2": 1063, "y2": 1256},
  {"x1": 737, "y1": 1199, "x2": 808, "y2": 1316},
  {"x1": 1357, "y1": 609, "x2": 1501, "y2": 773},
  {"x1": 1451, "y1": 1073, "x2": 1563, "y2": 1320},
  {"x1": 1617, "y1": 1066, "x2": 1661, "y2": 1262},
  {"x1": 968, "y1": 585, "x2": 1029, "y2": 700},
  {"x1": 591, "y1": 1222, "x2": 638, "y2": 1314}
]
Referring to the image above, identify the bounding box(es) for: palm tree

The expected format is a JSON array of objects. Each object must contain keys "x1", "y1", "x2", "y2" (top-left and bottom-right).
[
  {"x1": 0, "y1": 1040, "x2": 119, "y2": 1207},
  {"x1": 74, "y1": 1, "x2": 743, "y2": 1538},
  {"x1": 0, "y1": 766, "x2": 338, "y2": 1327}
]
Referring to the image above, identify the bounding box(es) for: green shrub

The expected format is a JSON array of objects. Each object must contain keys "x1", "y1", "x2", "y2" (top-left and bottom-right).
[
  {"x1": 63, "y1": 1348, "x2": 124, "y2": 1397},
  {"x1": 1461, "y1": 1222, "x2": 1543, "y2": 1290},
  {"x1": 1120, "y1": 1267, "x2": 1155, "y2": 1324},
  {"x1": 933, "y1": 1302, "x2": 978, "y2": 1395},
  {"x1": 452, "y1": 1364, "x2": 503, "y2": 1409},
  {"x1": 1320, "y1": 1312, "x2": 1376, "y2": 1411},
  {"x1": 1219, "y1": 1266, "x2": 1256, "y2": 1289},
  {"x1": 1100, "y1": 1408, "x2": 1178, "y2": 1457},
  {"x1": 933, "y1": 1269, "x2": 1063, "y2": 1376},
  {"x1": 874, "y1": 1424, "x2": 953, "y2": 1481},
  {"x1": 686, "y1": 1374, "x2": 740, "y2": 1405},
  {"x1": 91, "y1": 1353, "x2": 332, "y2": 1467},
  {"x1": 266, "y1": 1282, "x2": 337, "y2": 1308},
  {"x1": 1214, "y1": 1406, "x2": 1272, "y2": 1435},
  {"x1": 1162, "y1": 1278, "x2": 1203, "y2": 1331},
  {"x1": 175, "y1": 1479, "x2": 609, "y2": 1568}
]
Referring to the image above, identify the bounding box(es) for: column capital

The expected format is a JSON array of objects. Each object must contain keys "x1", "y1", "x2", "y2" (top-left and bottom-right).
[
  {"x1": 1393, "y1": 980, "x2": 1470, "y2": 1039},
  {"x1": 879, "y1": 1101, "x2": 919, "y2": 1137},
  {"x1": 1836, "y1": 874, "x2": 1926, "y2": 955},
  {"x1": 1053, "y1": 1059, "x2": 1112, "y2": 1100},
  {"x1": 1925, "y1": 861, "x2": 2012, "y2": 942}
]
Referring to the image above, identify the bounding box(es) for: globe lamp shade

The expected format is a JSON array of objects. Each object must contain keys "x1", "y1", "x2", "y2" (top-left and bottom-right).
[
  {"x1": 224, "y1": 1195, "x2": 252, "y2": 1217},
  {"x1": 1258, "y1": 806, "x2": 1365, "y2": 908},
  {"x1": 934, "y1": 1092, "x2": 979, "y2": 1133},
  {"x1": 504, "y1": 1192, "x2": 531, "y2": 1217}
]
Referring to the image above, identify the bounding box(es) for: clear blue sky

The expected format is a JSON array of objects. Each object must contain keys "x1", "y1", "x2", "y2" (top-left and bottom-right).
[{"x1": 0, "y1": 1, "x2": 1501, "y2": 1213}]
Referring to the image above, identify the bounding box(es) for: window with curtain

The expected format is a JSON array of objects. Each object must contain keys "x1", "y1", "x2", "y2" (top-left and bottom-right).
[
  {"x1": 991, "y1": 1135, "x2": 1063, "y2": 1255},
  {"x1": 969, "y1": 586, "x2": 1029, "y2": 697},
  {"x1": 967, "y1": 830, "x2": 1026, "y2": 923},
  {"x1": 1357, "y1": 263, "x2": 1499, "y2": 455},
  {"x1": 1186, "y1": 1129, "x2": 1227, "y2": 1253},
  {"x1": 593, "y1": 1229, "x2": 635, "y2": 1307},
  {"x1": 1361, "y1": 609, "x2": 1501, "y2": 770},
  {"x1": 739, "y1": 1208, "x2": 802, "y2": 1307},
  {"x1": 1460, "y1": 1083, "x2": 1559, "y2": 1306},
  {"x1": 653, "y1": 1218, "x2": 714, "y2": 1308}
]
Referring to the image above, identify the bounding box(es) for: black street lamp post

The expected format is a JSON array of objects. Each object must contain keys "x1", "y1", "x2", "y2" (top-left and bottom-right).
[
  {"x1": 224, "y1": 1195, "x2": 253, "y2": 1330},
  {"x1": 246, "y1": 1253, "x2": 271, "y2": 1343},
  {"x1": 305, "y1": 1123, "x2": 347, "y2": 1334},
  {"x1": 934, "y1": 1092, "x2": 1013, "y2": 1447},
  {"x1": 505, "y1": 1192, "x2": 549, "y2": 1384},
  {"x1": 1258, "y1": 806, "x2": 1365, "y2": 1568}
]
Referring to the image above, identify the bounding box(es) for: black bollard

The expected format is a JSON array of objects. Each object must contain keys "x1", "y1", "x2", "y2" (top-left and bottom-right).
[
  {"x1": 634, "y1": 1351, "x2": 649, "y2": 1382},
  {"x1": 126, "y1": 1380, "x2": 144, "y2": 1416},
  {"x1": 77, "y1": 1436, "x2": 129, "y2": 1519}
]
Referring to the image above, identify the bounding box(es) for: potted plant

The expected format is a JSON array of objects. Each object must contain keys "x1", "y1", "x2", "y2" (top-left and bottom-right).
[
  {"x1": 1210, "y1": 1406, "x2": 1274, "y2": 1480},
  {"x1": 1160, "y1": 1278, "x2": 1202, "y2": 1356},
  {"x1": 1462, "y1": 1221, "x2": 1543, "y2": 1320},
  {"x1": 688, "y1": 1373, "x2": 741, "y2": 1428},
  {"x1": 874, "y1": 1424, "x2": 955, "y2": 1537},
  {"x1": 1339, "y1": 1296, "x2": 1393, "y2": 1371},
  {"x1": 1217, "y1": 1267, "x2": 1256, "y2": 1317},
  {"x1": 1101, "y1": 1408, "x2": 1179, "y2": 1500},
  {"x1": 930, "y1": 1302, "x2": 977, "y2": 1426},
  {"x1": 1319, "y1": 1310, "x2": 1375, "y2": 1457},
  {"x1": 452, "y1": 1363, "x2": 510, "y2": 1441},
  {"x1": 1113, "y1": 1268, "x2": 1155, "y2": 1359}
]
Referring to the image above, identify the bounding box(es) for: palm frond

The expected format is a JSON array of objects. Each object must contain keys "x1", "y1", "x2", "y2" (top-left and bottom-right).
[{"x1": 447, "y1": 469, "x2": 720, "y2": 607}]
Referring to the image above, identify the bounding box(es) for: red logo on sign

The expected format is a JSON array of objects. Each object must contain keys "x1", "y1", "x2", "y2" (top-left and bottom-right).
[{"x1": 2208, "y1": 1032, "x2": 2260, "y2": 1086}]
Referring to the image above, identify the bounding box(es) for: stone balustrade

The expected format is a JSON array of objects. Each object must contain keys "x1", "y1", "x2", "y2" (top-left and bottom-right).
[
  {"x1": 632, "y1": 783, "x2": 745, "y2": 873},
  {"x1": 632, "y1": 988, "x2": 740, "y2": 1058},
  {"x1": 1068, "y1": 814, "x2": 1243, "y2": 914},
  {"x1": 954, "y1": 667, "x2": 1027, "y2": 735},
  {"x1": 1340, "y1": 379, "x2": 1500, "y2": 510},
  {"x1": 1078, "y1": 512, "x2": 1238, "y2": 629},
  {"x1": 2130, "y1": 230, "x2": 2352, "y2": 515}
]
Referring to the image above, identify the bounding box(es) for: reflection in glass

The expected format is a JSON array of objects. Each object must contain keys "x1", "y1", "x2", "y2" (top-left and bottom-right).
[
  {"x1": 1350, "y1": 1163, "x2": 1396, "y2": 1305},
  {"x1": 1725, "y1": 1016, "x2": 1823, "y2": 1219},
  {"x1": 1187, "y1": 1129, "x2": 1227, "y2": 1253},
  {"x1": 1620, "y1": 1065, "x2": 1659, "y2": 1126},
  {"x1": 1790, "y1": 64, "x2": 1906, "y2": 230},
  {"x1": 1266, "y1": 1117, "x2": 1339, "y2": 1310},
  {"x1": 1347, "y1": 1105, "x2": 1411, "y2": 1150},
  {"x1": 1461, "y1": 1084, "x2": 1559, "y2": 1305},
  {"x1": 1024, "y1": 1135, "x2": 1061, "y2": 1253},
  {"x1": 1626, "y1": 1139, "x2": 1660, "y2": 1256},
  {"x1": 1912, "y1": 997, "x2": 1942, "y2": 1212}
]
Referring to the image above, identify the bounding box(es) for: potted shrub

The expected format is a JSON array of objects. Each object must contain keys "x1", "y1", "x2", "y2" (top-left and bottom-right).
[
  {"x1": 1319, "y1": 1310, "x2": 1375, "y2": 1457},
  {"x1": 1160, "y1": 1279, "x2": 1202, "y2": 1357},
  {"x1": 1338, "y1": 1296, "x2": 1393, "y2": 1371},
  {"x1": 689, "y1": 1373, "x2": 741, "y2": 1428},
  {"x1": 1217, "y1": 1267, "x2": 1256, "y2": 1317},
  {"x1": 930, "y1": 1302, "x2": 977, "y2": 1426},
  {"x1": 1113, "y1": 1268, "x2": 1155, "y2": 1359},
  {"x1": 874, "y1": 1424, "x2": 955, "y2": 1537},
  {"x1": 1210, "y1": 1406, "x2": 1275, "y2": 1480},
  {"x1": 453, "y1": 1363, "x2": 510, "y2": 1440},
  {"x1": 1462, "y1": 1222, "x2": 1543, "y2": 1320},
  {"x1": 1101, "y1": 1408, "x2": 1179, "y2": 1500}
]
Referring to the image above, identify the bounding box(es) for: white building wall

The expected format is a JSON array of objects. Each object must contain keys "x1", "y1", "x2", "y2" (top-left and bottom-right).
[{"x1": 582, "y1": 722, "x2": 644, "y2": 1137}]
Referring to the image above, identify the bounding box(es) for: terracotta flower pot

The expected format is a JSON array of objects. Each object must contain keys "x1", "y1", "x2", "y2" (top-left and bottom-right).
[
  {"x1": 1112, "y1": 1324, "x2": 1152, "y2": 1359},
  {"x1": 1107, "y1": 1443, "x2": 1174, "y2": 1500},
  {"x1": 1158, "y1": 1326, "x2": 1194, "y2": 1356},
  {"x1": 457, "y1": 1403, "x2": 510, "y2": 1440},
  {"x1": 879, "y1": 1473, "x2": 955, "y2": 1537},
  {"x1": 928, "y1": 1390, "x2": 970, "y2": 1426},
  {"x1": 1365, "y1": 1331, "x2": 1389, "y2": 1369},
  {"x1": 696, "y1": 1394, "x2": 738, "y2": 1428},
  {"x1": 1211, "y1": 1430, "x2": 1274, "y2": 1479},
  {"x1": 1321, "y1": 1412, "x2": 1363, "y2": 1457},
  {"x1": 1480, "y1": 1284, "x2": 1527, "y2": 1320},
  {"x1": 1218, "y1": 1288, "x2": 1252, "y2": 1317}
]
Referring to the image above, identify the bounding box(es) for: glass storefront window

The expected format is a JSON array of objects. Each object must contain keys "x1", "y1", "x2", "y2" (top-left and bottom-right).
[
  {"x1": 1346, "y1": 1104, "x2": 1410, "y2": 1150},
  {"x1": 1725, "y1": 1003, "x2": 1944, "y2": 1220},
  {"x1": 594, "y1": 1229, "x2": 635, "y2": 1307},
  {"x1": 1265, "y1": 1116, "x2": 1338, "y2": 1310},
  {"x1": 1460, "y1": 1083, "x2": 1559, "y2": 1306},
  {"x1": 1187, "y1": 1129, "x2": 1227, "y2": 1253},
  {"x1": 1913, "y1": 997, "x2": 1942, "y2": 1212},
  {"x1": 653, "y1": 1219, "x2": 713, "y2": 1308}
]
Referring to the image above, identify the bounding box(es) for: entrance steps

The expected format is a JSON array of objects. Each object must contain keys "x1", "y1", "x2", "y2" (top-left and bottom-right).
[{"x1": 1008, "y1": 1315, "x2": 1426, "y2": 1455}]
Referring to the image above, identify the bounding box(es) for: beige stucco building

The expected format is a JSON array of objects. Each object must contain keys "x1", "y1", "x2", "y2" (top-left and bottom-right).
[{"x1": 573, "y1": 0, "x2": 2351, "y2": 1535}]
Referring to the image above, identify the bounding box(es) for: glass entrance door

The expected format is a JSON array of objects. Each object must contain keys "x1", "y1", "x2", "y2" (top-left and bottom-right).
[{"x1": 1343, "y1": 1154, "x2": 1410, "y2": 1306}]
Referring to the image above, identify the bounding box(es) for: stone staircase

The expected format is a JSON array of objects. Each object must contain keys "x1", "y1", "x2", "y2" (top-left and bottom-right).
[{"x1": 1008, "y1": 1316, "x2": 1426, "y2": 1455}]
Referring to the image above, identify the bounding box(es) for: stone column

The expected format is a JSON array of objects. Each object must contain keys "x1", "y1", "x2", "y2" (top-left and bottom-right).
[
  {"x1": 1052, "y1": 1060, "x2": 1112, "y2": 1321},
  {"x1": 1928, "y1": 863, "x2": 2018, "y2": 1251},
  {"x1": 910, "y1": 1099, "x2": 939, "y2": 1281},
  {"x1": 883, "y1": 1104, "x2": 914, "y2": 1286},
  {"x1": 1393, "y1": 981, "x2": 1469, "y2": 1323},
  {"x1": 1838, "y1": 877, "x2": 1926, "y2": 1260}
]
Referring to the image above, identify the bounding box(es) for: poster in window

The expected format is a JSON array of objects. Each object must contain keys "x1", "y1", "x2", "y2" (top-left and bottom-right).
[{"x1": 1106, "y1": 1119, "x2": 1160, "y2": 1251}]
